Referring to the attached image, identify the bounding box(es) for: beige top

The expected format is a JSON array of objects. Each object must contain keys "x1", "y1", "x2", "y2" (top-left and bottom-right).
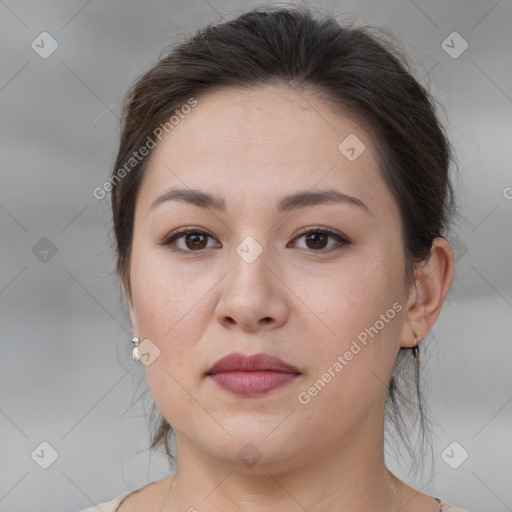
[{"x1": 77, "y1": 488, "x2": 469, "y2": 512}]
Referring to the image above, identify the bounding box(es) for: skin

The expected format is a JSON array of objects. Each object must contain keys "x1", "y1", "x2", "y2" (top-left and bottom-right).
[{"x1": 120, "y1": 85, "x2": 454, "y2": 511}]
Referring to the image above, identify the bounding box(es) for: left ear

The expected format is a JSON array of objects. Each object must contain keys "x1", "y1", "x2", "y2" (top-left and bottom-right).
[{"x1": 400, "y1": 237, "x2": 455, "y2": 347}]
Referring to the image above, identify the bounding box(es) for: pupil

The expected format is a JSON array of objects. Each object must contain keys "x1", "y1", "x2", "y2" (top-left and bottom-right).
[
  {"x1": 307, "y1": 233, "x2": 326, "y2": 249},
  {"x1": 188, "y1": 234, "x2": 206, "y2": 249}
]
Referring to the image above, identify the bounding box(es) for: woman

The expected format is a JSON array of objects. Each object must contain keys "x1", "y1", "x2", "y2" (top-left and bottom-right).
[{"x1": 80, "y1": 5, "x2": 467, "y2": 511}]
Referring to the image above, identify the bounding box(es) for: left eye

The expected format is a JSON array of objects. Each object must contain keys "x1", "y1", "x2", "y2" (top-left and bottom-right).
[
  {"x1": 162, "y1": 228, "x2": 348, "y2": 253},
  {"x1": 291, "y1": 229, "x2": 348, "y2": 252}
]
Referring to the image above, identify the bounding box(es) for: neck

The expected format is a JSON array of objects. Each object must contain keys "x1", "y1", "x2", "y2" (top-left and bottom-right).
[{"x1": 159, "y1": 414, "x2": 401, "y2": 511}]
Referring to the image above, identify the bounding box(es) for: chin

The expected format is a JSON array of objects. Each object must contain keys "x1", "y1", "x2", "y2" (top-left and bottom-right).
[{"x1": 196, "y1": 423, "x2": 305, "y2": 471}]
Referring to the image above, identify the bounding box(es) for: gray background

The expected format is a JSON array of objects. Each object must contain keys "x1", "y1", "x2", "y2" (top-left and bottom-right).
[{"x1": 1, "y1": 1, "x2": 511, "y2": 511}]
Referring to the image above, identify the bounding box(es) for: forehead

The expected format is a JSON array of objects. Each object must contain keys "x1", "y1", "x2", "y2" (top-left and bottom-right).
[{"x1": 136, "y1": 85, "x2": 395, "y2": 217}]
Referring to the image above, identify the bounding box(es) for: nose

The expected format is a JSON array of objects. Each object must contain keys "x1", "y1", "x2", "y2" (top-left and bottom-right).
[{"x1": 214, "y1": 244, "x2": 289, "y2": 332}]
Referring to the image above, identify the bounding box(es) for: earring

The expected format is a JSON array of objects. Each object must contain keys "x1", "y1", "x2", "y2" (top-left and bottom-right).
[
  {"x1": 412, "y1": 336, "x2": 420, "y2": 359},
  {"x1": 131, "y1": 336, "x2": 141, "y2": 362}
]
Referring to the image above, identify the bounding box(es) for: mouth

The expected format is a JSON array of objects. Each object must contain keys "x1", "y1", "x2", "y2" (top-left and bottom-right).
[{"x1": 206, "y1": 352, "x2": 301, "y2": 396}]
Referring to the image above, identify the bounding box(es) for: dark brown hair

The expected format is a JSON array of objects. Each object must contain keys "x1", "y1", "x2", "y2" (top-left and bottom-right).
[{"x1": 111, "y1": 4, "x2": 457, "y2": 471}]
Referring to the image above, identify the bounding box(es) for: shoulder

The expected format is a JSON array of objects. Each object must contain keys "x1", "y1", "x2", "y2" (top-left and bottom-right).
[
  {"x1": 76, "y1": 475, "x2": 173, "y2": 512},
  {"x1": 439, "y1": 500, "x2": 469, "y2": 512},
  {"x1": 75, "y1": 490, "x2": 134, "y2": 512}
]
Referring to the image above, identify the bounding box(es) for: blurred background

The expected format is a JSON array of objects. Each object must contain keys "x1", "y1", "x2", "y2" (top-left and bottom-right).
[{"x1": 1, "y1": 1, "x2": 511, "y2": 511}]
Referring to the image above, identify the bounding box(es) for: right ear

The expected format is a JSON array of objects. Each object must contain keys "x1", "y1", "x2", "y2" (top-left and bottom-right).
[{"x1": 123, "y1": 277, "x2": 139, "y2": 334}]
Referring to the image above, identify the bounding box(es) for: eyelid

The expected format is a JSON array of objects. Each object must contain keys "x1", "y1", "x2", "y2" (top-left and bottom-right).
[{"x1": 293, "y1": 226, "x2": 348, "y2": 241}]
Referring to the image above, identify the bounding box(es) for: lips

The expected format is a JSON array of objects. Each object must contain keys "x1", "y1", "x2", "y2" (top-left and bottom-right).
[
  {"x1": 206, "y1": 352, "x2": 301, "y2": 396},
  {"x1": 207, "y1": 352, "x2": 300, "y2": 374}
]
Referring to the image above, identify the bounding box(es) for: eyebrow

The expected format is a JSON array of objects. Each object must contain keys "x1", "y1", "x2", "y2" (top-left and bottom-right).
[{"x1": 149, "y1": 187, "x2": 369, "y2": 214}]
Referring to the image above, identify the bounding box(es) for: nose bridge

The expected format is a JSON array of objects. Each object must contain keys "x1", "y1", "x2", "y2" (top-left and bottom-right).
[
  {"x1": 225, "y1": 202, "x2": 274, "y2": 272},
  {"x1": 215, "y1": 230, "x2": 287, "y2": 330},
  {"x1": 228, "y1": 232, "x2": 273, "y2": 294}
]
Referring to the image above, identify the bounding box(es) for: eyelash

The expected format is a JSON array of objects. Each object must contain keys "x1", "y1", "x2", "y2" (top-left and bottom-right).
[{"x1": 160, "y1": 227, "x2": 349, "y2": 255}]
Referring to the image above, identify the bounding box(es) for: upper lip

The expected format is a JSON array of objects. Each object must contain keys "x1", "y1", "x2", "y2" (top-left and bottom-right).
[{"x1": 206, "y1": 352, "x2": 300, "y2": 375}]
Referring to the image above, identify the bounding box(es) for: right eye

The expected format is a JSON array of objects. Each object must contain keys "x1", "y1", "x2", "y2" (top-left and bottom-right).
[{"x1": 162, "y1": 228, "x2": 220, "y2": 253}]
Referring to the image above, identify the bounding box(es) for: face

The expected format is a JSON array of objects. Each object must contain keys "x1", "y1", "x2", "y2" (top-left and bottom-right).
[{"x1": 127, "y1": 85, "x2": 412, "y2": 470}]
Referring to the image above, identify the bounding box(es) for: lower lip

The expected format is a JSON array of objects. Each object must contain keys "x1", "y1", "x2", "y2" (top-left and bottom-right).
[{"x1": 208, "y1": 371, "x2": 299, "y2": 395}]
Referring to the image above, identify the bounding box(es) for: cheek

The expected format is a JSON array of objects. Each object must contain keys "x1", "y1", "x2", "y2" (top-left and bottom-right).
[
  {"x1": 296, "y1": 250, "x2": 405, "y2": 344},
  {"x1": 129, "y1": 248, "x2": 211, "y2": 419},
  {"x1": 130, "y1": 242, "x2": 203, "y2": 337},
  {"x1": 293, "y1": 248, "x2": 406, "y2": 403}
]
